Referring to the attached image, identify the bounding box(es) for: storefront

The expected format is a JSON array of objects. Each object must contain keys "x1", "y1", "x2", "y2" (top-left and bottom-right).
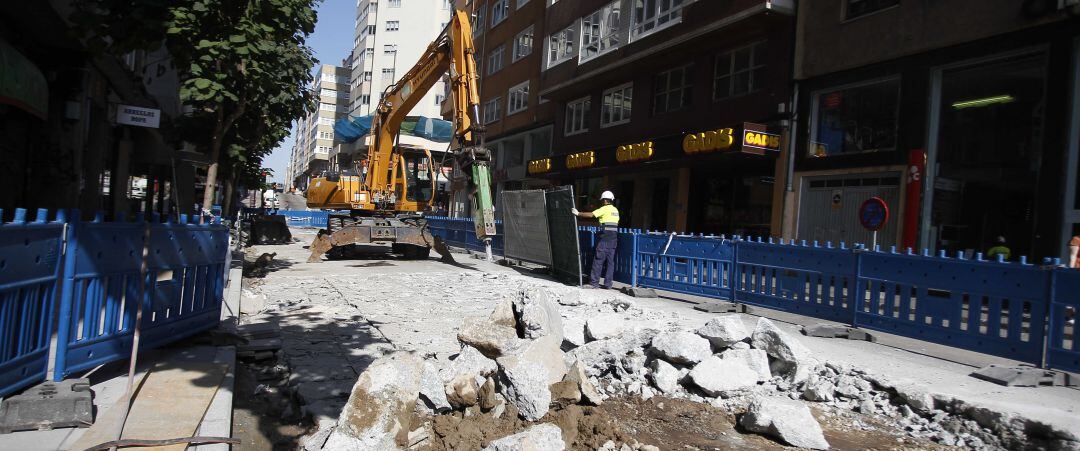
[{"x1": 529, "y1": 123, "x2": 783, "y2": 234}]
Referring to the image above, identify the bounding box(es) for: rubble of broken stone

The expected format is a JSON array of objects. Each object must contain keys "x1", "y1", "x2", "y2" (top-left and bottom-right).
[{"x1": 304, "y1": 284, "x2": 1075, "y2": 451}]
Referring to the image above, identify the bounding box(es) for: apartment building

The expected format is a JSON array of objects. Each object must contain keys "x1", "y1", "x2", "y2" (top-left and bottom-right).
[
  {"x1": 519, "y1": 0, "x2": 796, "y2": 235},
  {"x1": 289, "y1": 64, "x2": 350, "y2": 191},
  {"x1": 466, "y1": 0, "x2": 556, "y2": 202},
  {"x1": 788, "y1": 0, "x2": 1080, "y2": 261}
]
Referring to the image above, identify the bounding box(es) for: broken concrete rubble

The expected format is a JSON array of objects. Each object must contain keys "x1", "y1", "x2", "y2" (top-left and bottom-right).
[
  {"x1": 497, "y1": 359, "x2": 552, "y2": 421},
  {"x1": 688, "y1": 355, "x2": 759, "y2": 396},
  {"x1": 445, "y1": 374, "x2": 480, "y2": 408},
  {"x1": 740, "y1": 395, "x2": 830, "y2": 450},
  {"x1": 457, "y1": 316, "x2": 525, "y2": 359},
  {"x1": 439, "y1": 345, "x2": 498, "y2": 383},
  {"x1": 549, "y1": 379, "x2": 582, "y2": 408},
  {"x1": 566, "y1": 328, "x2": 658, "y2": 378},
  {"x1": 514, "y1": 286, "x2": 565, "y2": 343},
  {"x1": 648, "y1": 359, "x2": 681, "y2": 395},
  {"x1": 750, "y1": 318, "x2": 814, "y2": 365},
  {"x1": 322, "y1": 353, "x2": 422, "y2": 450},
  {"x1": 695, "y1": 315, "x2": 750, "y2": 348},
  {"x1": 718, "y1": 348, "x2": 771, "y2": 382},
  {"x1": 584, "y1": 314, "x2": 658, "y2": 342},
  {"x1": 649, "y1": 331, "x2": 713, "y2": 365},
  {"x1": 498, "y1": 334, "x2": 568, "y2": 385},
  {"x1": 478, "y1": 377, "x2": 498, "y2": 411},
  {"x1": 565, "y1": 361, "x2": 603, "y2": 405},
  {"x1": 419, "y1": 361, "x2": 452, "y2": 413},
  {"x1": 481, "y1": 423, "x2": 565, "y2": 451}
]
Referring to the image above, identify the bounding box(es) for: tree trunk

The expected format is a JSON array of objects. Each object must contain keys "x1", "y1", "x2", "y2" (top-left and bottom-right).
[{"x1": 201, "y1": 137, "x2": 222, "y2": 214}]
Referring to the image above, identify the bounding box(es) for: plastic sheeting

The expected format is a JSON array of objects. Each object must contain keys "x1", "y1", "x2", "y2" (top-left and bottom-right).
[
  {"x1": 333, "y1": 115, "x2": 453, "y2": 144},
  {"x1": 501, "y1": 190, "x2": 552, "y2": 266}
]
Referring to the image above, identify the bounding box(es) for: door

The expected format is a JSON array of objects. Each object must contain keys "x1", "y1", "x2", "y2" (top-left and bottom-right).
[
  {"x1": 798, "y1": 174, "x2": 902, "y2": 248},
  {"x1": 650, "y1": 178, "x2": 670, "y2": 231}
]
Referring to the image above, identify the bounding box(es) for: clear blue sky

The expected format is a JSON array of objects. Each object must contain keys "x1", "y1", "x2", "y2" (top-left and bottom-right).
[{"x1": 263, "y1": 0, "x2": 354, "y2": 185}]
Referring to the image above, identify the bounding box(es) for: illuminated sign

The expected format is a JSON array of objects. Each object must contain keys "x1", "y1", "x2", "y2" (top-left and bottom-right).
[
  {"x1": 565, "y1": 151, "x2": 595, "y2": 169},
  {"x1": 616, "y1": 141, "x2": 653, "y2": 163},
  {"x1": 683, "y1": 128, "x2": 735, "y2": 154},
  {"x1": 527, "y1": 158, "x2": 552, "y2": 174},
  {"x1": 742, "y1": 129, "x2": 781, "y2": 152}
]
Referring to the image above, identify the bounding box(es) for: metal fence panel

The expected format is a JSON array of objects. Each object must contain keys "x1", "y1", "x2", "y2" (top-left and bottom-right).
[
  {"x1": 734, "y1": 240, "x2": 855, "y2": 323},
  {"x1": 546, "y1": 188, "x2": 582, "y2": 285},
  {"x1": 501, "y1": 191, "x2": 552, "y2": 265},
  {"x1": 635, "y1": 233, "x2": 732, "y2": 299},
  {"x1": 856, "y1": 252, "x2": 1049, "y2": 364},
  {"x1": 0, "y1": 209, "x2": 67, "y2": 396},
  {"x1": 1046, "y1": 269, "x2": 1079, "y2": 372}
]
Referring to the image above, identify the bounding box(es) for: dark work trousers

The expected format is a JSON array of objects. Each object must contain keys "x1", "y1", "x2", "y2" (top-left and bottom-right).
[{"x1": 590, "y1": 236, "x2": 617, "y2": 288}]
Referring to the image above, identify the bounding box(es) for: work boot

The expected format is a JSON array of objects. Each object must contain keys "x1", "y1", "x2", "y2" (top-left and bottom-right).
[{"x1": 583, "y1": 284, "x2": 599, "y2": 289}]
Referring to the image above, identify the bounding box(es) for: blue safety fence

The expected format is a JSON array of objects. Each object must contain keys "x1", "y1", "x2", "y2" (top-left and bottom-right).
[
  {"x1": 425, "y1": 216, "x2": 503, "y2": 255},
  {"x1": 242, "y1": 208, "x2": 332, "y2": 229},
  {"x1": 0, "y1": 209, "x2": 67, "y2": 397},
  {"x1": 426, "y1": 216, "x2": 1080, "y2": 372},
  {"x1": 0, "y1": 209, "x2": 228, "y2": 397}
]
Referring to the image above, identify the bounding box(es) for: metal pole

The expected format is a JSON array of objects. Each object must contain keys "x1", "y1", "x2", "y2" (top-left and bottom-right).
[
  {"x1": 872, "y1": 230, "x2": 878, "y2": 250},
  {"x1": 110, "y1": 220, "x2": 151, "y2": 451},
  {"x1": 485, "y1": 238, "x2": 493, "y2": 261}
]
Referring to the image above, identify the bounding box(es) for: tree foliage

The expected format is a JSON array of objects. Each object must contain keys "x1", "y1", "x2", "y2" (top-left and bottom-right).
[{"x1": 72, "y1": 0, "x2": 318, "y2": 210}]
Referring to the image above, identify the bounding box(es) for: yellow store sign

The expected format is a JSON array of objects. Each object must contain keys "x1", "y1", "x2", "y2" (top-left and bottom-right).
[
  {"x1": 527, "y1": 158, "x2": 551, "y2": 174},
  {"x1": 566, "y1": 151, "x2": 595, "y2": 170},
  {"x1": 616, "y1": 141, "x2": 653, "y2": 163},
  {"x1": 742, "y1": 130, "x2": 781, "y2": 152},
  {"x1": 683, "y1": 128, "x2": 735, "y2": 154}
]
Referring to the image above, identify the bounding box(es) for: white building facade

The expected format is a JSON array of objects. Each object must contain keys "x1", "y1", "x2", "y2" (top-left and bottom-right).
[{"x1": 287, "y1": 64, "x2": 350, "y2": 191}]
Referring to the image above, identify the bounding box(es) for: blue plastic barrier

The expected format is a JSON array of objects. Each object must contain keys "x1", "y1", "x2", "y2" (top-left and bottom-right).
[
  {"x1": 419, "y1": 217, "x2": 1080, "y2": 371},
  {"x1": 1048, "y1": 269, "x2": 1080, "y2": 372},
  {"x1": 0, "y1": 209, "x2": 67, "y2": 396},
  {"x1": 52, "y1": 213, "x2": 229, "y2": 380},
  {"x1": 735, "y1": 239, "x2": 856, "y2": 323}
]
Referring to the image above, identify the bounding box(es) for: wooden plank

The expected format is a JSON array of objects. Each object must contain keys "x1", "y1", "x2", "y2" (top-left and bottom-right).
[
  {"x1": 70, "y1": 362, "x2": 227, "y2": 451},
  {"x1": 68, "y1": 370, "x2": 151, "y2": 451}
]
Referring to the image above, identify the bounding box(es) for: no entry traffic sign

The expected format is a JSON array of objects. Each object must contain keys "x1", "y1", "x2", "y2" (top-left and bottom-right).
[{"x1": 858, "y1": 197, "x2": 889, "y2": 232}]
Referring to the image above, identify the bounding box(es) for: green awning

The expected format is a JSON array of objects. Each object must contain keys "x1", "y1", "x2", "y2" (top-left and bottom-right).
[{"x1": 0, "y1": 38, "x2": 48, "y2": 119}]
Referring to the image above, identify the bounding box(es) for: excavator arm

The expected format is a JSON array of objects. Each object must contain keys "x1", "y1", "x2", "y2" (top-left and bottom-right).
[{"x1": 305, "y1": 6, "x2": 497, "y2": 262}]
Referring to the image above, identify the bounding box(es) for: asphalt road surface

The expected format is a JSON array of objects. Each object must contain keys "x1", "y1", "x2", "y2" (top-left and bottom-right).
[{"x1": 278, "y1": 192, "x2": 307, "y2": 210}]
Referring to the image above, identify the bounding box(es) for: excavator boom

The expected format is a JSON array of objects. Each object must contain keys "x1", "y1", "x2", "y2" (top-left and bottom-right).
[{"x1": 305, "y1": 6, "x2": 496, "y2": 262}]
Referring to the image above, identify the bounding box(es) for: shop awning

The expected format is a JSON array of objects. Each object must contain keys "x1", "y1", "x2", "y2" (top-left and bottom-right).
[
  {"x1": 333, "y1": 114, "x2": 452, "y2": 144},
  {"x1": 0, "y1": 38, "x2": 48, "y2": 120}
]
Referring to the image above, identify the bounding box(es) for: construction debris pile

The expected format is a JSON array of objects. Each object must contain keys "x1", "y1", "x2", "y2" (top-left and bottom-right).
[{"x1": 292, "y1": 283, "x2": 1075, "y2": 451}]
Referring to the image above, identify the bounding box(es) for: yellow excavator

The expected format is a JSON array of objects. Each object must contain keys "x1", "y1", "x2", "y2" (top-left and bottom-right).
[{"x1": 305, "y1": 6, "x2": 495, "y2": 262}]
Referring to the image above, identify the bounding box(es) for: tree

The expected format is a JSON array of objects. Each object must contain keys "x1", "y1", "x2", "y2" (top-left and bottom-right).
[{"x1": 72, "y1": 0, "x2": 317, "y2": 212}]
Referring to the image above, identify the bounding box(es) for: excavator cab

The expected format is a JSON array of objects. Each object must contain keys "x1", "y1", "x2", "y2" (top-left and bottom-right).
[{"x1": 398, "y1": 149, "x2": 435, "y2": 207}]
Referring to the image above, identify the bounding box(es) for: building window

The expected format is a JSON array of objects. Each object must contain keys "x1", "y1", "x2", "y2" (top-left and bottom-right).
[
  {"x1": 632, "y1": 0, "x2": 685, "y2": 39},
  {"x1": 487, "y1": 44, "x2": 505, "y2": 75},
  {"x1": 653, "y1": 64, "x2": 692, "y2": 115},
  {"x1": 318, "y1": 131, "x2": 335, "y2": 140},
  {"x1": 384, "y1": 44, "x2": 397, "y2": 55},
  {"x1": 491, "y1": 0, "x2": 510, "y2": 27},
  {"x1": 435, "y1": 94, "x2": 445, "y2": 105},
  {"x1": 444, "y1": 0, "x2": 451, "y2": 9},
  {"x1": 319, "y1": 102, "x2": 337, "y2": 111},
  {"x1": 714, "y1": 41, "x2": 766, "y2": 100},
  {"x1": 601, "y1": 83, "x2": 632, "y2": 127},
  {"x1": 363, "y1": 71, "x2": 372, "y2": 81},
  {"x1": 513, "y1": 26, "x2": 534, "y2": 62},
  {"x1": 318, "y1": 117, "x2": 334, "y2": 125},
  {"x1": 386, "y1": 21, "x2": 400, "y2": 31},
  {"x1": 547, "y1": 24, "x2": 576, "y2": 68},
  {"x1": 565, "y1": 96, "x2": 590, "y2": 135},
  {"x1": 507, "y1": 81, "x2": 529, "y2": 115},
  {"x1": 388, "y1": 0, "x2": 402, "y2": 7},
  {"x1": 517, "y1": 0, "x2": 530, "y2": 8},
  {"x1": 580, "y1": 1, "x2": 621, "y2": 62},
  {"x1": 382, "y1": 68, "x2": 396, "y2": 82},
  {"x1": 810, "y1": 78, "x2": 900, "y2": 156},
  {"x1": 483, "y1": 97, "x2": 502, "y2": 124},
  {"x1": 845, "y1": 0, "x2": 899, "y2": 20},
  {"x1": 473, "y1": 7, "x2": 485, "y2": 35},
  {"x1": 320, "y1": 88, "x2": 337, "y2": 97},
  {"x1": 360, "y1": 94, "x2": 371, "y2": 104}
]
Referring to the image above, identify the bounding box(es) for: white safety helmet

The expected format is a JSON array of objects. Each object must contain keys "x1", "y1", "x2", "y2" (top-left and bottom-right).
[{"x1": 600, "y1": 191, "x2": 615, "y2": 201}]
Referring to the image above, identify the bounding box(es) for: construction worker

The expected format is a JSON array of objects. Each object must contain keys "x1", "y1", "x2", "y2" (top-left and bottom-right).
[
  {"x1": 987, "y1": 236, "x2": 1011, "y2": 261},
  {"x1": 572, "y1": 190, "x2": 620, "y2": 289}
]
